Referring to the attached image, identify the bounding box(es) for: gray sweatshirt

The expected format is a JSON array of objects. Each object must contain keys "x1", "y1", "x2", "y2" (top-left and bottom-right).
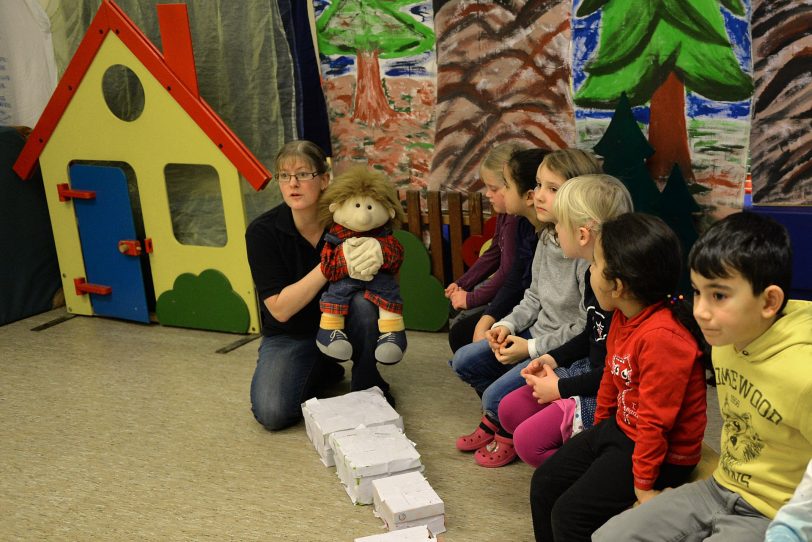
[{"x1": 493, "y1": 232, "x2": 588, "y2": 359}]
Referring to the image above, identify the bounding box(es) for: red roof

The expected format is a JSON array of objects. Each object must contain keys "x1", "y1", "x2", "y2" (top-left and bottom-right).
[{"x1": 13, "y1": 0, "x2": 271, "y2": 191}]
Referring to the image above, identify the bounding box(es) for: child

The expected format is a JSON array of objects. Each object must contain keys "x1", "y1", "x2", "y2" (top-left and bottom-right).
[
  {"x1": 465, "y1": 148, "x2": 548, "y2": 344},
  {"x1": 530, "y1": 213, "x2": 708, "y2": 542},
  {"x1": 593, "y1": 212, "x2": 812, "y2": 542},
  {"x1": 446, "y1": 143, "x2": 538, "y2": 353},
  {"x1": 765, "y1": 458, "x2": 812, "y2": 542},
  {"x1": 489, "y1": 175, "x2": 633, "y2": 469},
  {"x1": 450, "y1": 149, "x2": 601, "y2": 464}
]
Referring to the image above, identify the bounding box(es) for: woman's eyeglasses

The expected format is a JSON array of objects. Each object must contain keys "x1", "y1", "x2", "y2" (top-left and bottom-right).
[{"x1": 277, "y1": 171, "x2": 321, "y2": 183}]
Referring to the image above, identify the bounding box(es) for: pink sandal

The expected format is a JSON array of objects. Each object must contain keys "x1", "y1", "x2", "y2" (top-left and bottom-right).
[
  {"x1": 474, "y1": 434, "x2": 517, "y2": 468},
  {"x1": 456, "y1": 415, "x2": 498, "y2": 452}
]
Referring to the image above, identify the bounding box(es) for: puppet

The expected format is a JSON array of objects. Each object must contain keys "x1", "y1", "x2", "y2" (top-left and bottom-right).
[{"x1": 317, "y1": 167, "x2": 407, "y2": 364}]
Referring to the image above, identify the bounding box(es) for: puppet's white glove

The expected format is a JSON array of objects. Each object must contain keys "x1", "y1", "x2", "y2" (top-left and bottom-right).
[{"x1": 344, "y1": 237, "x2": 383, "y2": 281}]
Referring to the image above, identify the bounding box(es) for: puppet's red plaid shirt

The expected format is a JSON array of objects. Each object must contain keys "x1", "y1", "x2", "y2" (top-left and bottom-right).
[
  {"x1": 320, "y1": 224, "x2": 403, "y2": 280},
  {"x1": 320, "y1": 224, "x2": 404, "y2": 314}
]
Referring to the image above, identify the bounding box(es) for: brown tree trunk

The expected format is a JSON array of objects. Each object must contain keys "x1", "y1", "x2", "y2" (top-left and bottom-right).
[
  {"x1": 352, "y1": 49, "x2": 396, "y2": 126},
  {"x1": 647, "y1": 72, "x2": 694, "y2": 183}
]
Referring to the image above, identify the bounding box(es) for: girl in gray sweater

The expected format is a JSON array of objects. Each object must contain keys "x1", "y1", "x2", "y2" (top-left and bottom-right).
[{"x1": 451, "y1": 148, "x2": 601, "y2": 467}]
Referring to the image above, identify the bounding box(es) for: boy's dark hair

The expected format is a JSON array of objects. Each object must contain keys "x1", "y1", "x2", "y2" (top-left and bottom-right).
[
  {"x1": 601, "y1": 213, "x2": 710, "y2": 365},
  {"x1": 688, "y1": 212, "x2": 792, "y2": 312},
  {"x1": 505, "y1": 148, "x2": 549, "y2": 194}
]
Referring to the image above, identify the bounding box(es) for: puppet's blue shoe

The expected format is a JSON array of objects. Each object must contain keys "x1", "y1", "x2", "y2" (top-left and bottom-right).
[
  {"x1": 375, "y1": 331, "x2": 407, "y2": 365},
  {"x1": 316, "y1": 328, "x2": 352, "y2": 361}
]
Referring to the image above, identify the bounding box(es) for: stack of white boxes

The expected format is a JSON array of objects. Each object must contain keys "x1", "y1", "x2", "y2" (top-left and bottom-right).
[
  {"x1": 302, "y1": 387, "x2": 446, "y2": 538},
  {"x1": 302, "y1": 387, "x2": 403, "y2": 467},
  {"x1": 372, "y1": 472, "x2": 445, "y2": 535},
  {"x1": 329, "y1": 424, "x2": 423, "y2": 504},
  {"x1": 354, "y1": 525, "x2": 435, "y2": 542}
]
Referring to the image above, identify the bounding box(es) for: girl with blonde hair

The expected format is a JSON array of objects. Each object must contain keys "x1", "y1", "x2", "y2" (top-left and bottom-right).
[
  {"x1": 493, "y1": 174, "x2": 633, "y2": 468},
  {"x1": 446, "y1": 143, "x2": 540, "y2": 352},
  {"x1": 451, "y1": 148, "x2": 602, "y2": 467}
]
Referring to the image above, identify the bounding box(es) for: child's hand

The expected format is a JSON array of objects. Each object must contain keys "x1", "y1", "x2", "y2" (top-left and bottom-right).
[
  {"x1": 633, "y1": 487, "x2": 661, "y2": 506},
  {"x1": 521, "y1": 359, "x2": 543, "y2": 378},
  {"x1": 495, "y1": 335, "x2": 529, "y2": 365},
  {"x1": 449, "y1": 289, "x2": 468, "y2": 310},
  {"x1": 473, "y1": 315, "x2": 496, "y2": 342},
  {"x1": 486, "y1": 326, "x2": 510, "y2": 350},
  {"x1": 444, "y1": 282, "x2": 460, "y2": 297},
  {"x1": 520, "y1": 354, "x2": 556, "y2": 378},
  {"x1": 525, "y1": 365, "x2": 561, "y2": 403}
]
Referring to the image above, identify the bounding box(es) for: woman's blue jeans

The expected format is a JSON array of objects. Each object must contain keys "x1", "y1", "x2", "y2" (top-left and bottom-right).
[
  {"x1": 449, "y1": 330, "x2": 533, "y2": 420},
  {"x1": 250, "y1": 293, "x2": 388, "y2": 431}
]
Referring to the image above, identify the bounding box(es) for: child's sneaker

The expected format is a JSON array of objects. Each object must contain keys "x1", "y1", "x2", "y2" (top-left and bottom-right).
[
  {"x1": 316, "y1": 328, "x2": 352, "y2": 360},
  {"x1": 474, "y1": 434, "x2": 517, "y2": 467},
  {"x1": 375, "y1": 331, "x2": 407, "y2": 364},
  {"x1": 456, "y1": 415, "x2": 498, "y2": 452}
]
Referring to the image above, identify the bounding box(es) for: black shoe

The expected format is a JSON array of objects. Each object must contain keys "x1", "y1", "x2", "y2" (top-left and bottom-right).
[{"x1": 315, "y1": 359, "x2": 345, "y2": 390}]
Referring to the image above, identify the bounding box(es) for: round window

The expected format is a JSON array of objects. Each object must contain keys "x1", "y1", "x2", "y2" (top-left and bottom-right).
[{"x1": 102, "y1": 64, "x2": 145, "y2": 121}]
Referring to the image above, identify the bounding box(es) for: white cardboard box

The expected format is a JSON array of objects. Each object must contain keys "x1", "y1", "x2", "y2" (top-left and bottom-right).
[
  {"x1": 301, "y1": 387, "x2": 403, "y2": 467},
  {"x1": 372, "y1": 471, "x2": 445, "y2": 535},
  {"x1": 329, "y1": 424, "x2": 423, "y2": 505},
  {"x1": 354, "y1": 525, "x2": 435, "y2": 541}
]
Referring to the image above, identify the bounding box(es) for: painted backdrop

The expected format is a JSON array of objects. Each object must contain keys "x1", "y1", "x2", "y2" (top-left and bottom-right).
[
  {"x1": 572, "y1": 0, "x2": 754, "y2": 211},
  {"x1": 429, "y1": 0, "x2": 576, "y2": 193},
  {"x1": 749, "y1": 0, "x2": 812, "y2": 206},
  {"x1": 314, "y1": 0, "x2": 437, "y2": 190}
]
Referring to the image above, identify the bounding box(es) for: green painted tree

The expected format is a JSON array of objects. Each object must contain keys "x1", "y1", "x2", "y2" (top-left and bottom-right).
[
  {"x1": 317, "y1": 0, "x2": 435, "y2": 126},
  {"x1": 594, "y1": 93, "x2": 661, "y2": 214},
  {"x1": 575, "y1": 0, "x2": 753, "y2": 181}
]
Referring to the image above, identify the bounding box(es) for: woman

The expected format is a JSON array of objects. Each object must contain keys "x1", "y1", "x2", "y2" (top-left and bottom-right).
[{"x1": 245, "y1": 140, "x2": 391, "y2": 431}]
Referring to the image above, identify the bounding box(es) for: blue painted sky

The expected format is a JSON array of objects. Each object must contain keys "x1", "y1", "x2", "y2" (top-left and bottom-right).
[{"x1": 572, "y1": 0, "x2": 752, "y2": 121}]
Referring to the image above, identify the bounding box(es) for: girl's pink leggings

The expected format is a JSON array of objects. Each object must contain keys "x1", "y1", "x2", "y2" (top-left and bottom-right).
[{"x1": 498, "y1": 384, "x2": 569, "y2": 468}]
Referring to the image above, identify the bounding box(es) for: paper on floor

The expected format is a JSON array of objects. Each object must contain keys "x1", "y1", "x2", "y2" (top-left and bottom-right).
[
  {"x1": 329, "y1": 424, "x2": 423, "y2": 505},
  {"x1": 354, "y1": 525, "x2": 435, "y2": 541},
  {"x1": 372, "y1": 471, "x2": 445, "y2": 535},
  {"x1": 302, "y1": 386, "x2": 403, "y2": 467}
]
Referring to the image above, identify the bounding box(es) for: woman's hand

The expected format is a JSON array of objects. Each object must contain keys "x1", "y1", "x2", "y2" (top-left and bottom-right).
[
  {"x1": 495, "y1": 335, "x2": 529, "y2": 365},
  {"x1": 449, "y1": 289, "x2": 468, "y2": 310},
  {"x1": 444, "y1": 282, "x2": 460, "y2": 297},
  {"x1": 525, "y1": 365, "x2": 561, "y2": 404}
]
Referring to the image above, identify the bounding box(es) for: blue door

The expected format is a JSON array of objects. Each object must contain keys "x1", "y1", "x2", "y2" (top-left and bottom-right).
[{"x1": 70, "y1": 164, "x2": 150, "y2": 323}]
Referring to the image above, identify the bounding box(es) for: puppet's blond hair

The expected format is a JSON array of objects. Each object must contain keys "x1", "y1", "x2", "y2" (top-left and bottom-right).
[{"x1": 319, "y1": 167, "x2": 406, "y2": 229}]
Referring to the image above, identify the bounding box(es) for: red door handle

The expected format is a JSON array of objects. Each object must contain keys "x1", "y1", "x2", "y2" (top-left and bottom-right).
[
  {"x1": 74, "y1": 277, "x2": 112, "y2": 296},
  {"x1": 118, "y1": 240, "x2": 142, "y2": 256},
  {"x1": 58, "y1": 183, "x2": 96, "y2": 202}
]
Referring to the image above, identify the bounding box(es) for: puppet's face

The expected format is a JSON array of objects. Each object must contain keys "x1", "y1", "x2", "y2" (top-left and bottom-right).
[{"x1": 330, "y1": 196, "x2": 395, "y2": 232}]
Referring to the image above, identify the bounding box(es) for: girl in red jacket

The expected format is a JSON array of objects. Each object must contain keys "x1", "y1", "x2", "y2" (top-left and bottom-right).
[{"x1": 529, "y1": 213, "x2": 709, "y2": 542}]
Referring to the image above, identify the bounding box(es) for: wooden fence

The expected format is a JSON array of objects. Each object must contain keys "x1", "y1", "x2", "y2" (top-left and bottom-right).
[{"x1": 400, "y1": 191, "x2": 490, "y2": 286}]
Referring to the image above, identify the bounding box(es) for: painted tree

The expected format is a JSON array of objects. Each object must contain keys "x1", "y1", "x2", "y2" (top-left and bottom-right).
[
  {"x1": 574, "y1": 0, "x2": 753, "y2": 181},
  {"x1": 316, "y1": 0, "x2": 434, "y2": 126},
  {"x1": 594, "y1": 93, "x2": 661, "y2": 214},
  {"x1": 656, "y1": 164, "x2": 704, "y2": 293}
]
